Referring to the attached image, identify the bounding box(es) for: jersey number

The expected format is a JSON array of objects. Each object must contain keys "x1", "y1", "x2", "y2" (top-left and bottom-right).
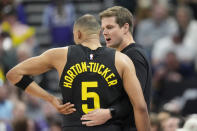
[{"x1": 82, "y1": 81, "x2": 100, "y2": 114}]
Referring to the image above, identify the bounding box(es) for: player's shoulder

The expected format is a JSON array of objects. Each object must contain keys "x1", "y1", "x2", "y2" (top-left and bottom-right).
[
  {"x1": 46, "y1": 46, "x2": 68, "y2": 54},
  {"x1": 115, "y1": 51, "x2": 135, "y2": 74},
  {"x1": 116, "y1": 50, "x2": 127, "y2": 57},
  {"x1": 42, "y1": 46, "x2": 69, "y2": 60},
  {"x1": 115, "y1": 51, "x2": 133, "y2": 64}
]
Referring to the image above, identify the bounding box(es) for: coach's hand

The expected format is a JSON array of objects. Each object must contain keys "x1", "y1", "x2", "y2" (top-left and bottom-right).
[
  {"x1": 50, "y1": 97, "x2": 76, "y2": 114},
  {"x1": 81, "y1": 109, "x2": 112, "y2": 126}
]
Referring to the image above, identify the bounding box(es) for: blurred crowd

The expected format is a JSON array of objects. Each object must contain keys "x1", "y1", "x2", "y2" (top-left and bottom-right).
[{"x1": 0, "y1": 0, "x2": 197, "y2": 131}]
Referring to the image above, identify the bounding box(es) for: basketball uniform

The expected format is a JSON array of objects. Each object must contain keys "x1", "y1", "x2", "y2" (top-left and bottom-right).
[{"x1": 59, "y1": 44, "x2": 124, "y2": 131}]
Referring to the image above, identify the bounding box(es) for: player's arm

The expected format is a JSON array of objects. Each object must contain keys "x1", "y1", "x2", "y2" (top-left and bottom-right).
[
  {"x1": 126, "y1": 50, "x2": 151, "y2": 111},
  {"x1": 110, "y1": 50, "x2": 150, "y2": 119},
  {"x1": 120, "y1": 53, "x2": 150, "y2": 131},
  {"x1": 6, "y1": 47, "x2": 76, "y2": 114},
  {"x1": 81, "y1": 97, "x2": 130, "y2": 126},
  {"x1": 7, "y1": 48, "x2": 55, "y2": 83}
]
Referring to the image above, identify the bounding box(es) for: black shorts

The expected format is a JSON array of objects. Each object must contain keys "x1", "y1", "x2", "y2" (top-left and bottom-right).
[{"x1": 63, "y1": 125, "x2": 122, "y2": 131}]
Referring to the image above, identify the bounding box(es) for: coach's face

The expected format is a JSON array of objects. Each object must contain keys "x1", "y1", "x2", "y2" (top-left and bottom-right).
[{"x1": 101, "y1": 16, "x2": 124, "y2": 49}]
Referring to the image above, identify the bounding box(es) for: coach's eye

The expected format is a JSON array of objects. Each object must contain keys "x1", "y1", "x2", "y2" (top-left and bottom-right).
[
  {"x1": 107, "y1": 26, "x2": 113, "y2": 29},
  {"x1": 106, "y1": 25, "x2": 113, "y2": 29}
]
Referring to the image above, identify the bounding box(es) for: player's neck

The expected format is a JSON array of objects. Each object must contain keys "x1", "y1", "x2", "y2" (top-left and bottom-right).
[
  {"x1": 81, "y1": 36, "x2": 101, "y2": 50},
  {"x1": 117, "y1": 34, "x2": 135, "y2": 51}
]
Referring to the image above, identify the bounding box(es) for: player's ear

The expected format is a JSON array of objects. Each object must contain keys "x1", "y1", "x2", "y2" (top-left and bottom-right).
[
  {"x1": 123, "y1": 23, "x2": 129, "y2": 34},
  {"x1": 77, "y1": 30, "x2": 82, "y2": 39}
]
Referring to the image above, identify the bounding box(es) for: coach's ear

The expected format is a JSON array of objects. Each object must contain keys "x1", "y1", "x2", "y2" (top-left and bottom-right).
[{"x1": 123, "y1": 23, "x2": 130, "y2": 34}]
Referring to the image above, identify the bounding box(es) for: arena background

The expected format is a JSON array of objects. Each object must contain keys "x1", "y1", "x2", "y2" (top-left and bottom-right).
[{"x1": 0, "y1": 0, "x2": 197, "y2": 130}]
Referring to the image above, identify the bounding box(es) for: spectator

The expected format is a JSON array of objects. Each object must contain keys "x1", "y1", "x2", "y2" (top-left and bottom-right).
[
  {"x1": 16, "y1": 44, "x2": 33, "y2": 63},
  {"x1": 161, "y1": 116, "x2": 181, "y2": 131},
  {"x1": 175, "y1": 5, "x2": 197, "y2": 52},
  {"x1": 135, "y1": 2, "x2": 177, "y2": 56},
  {"x1": 23, "y1": 94, "x2": 44, "y2": 121},
  {"x1": 12, "y1": 117, "x2": 28, "y2": 131},
  {"x1": 42, "y1": 0, "x2": 76, "y2": 47},
  {"x1": 14, "y1": 0, "x2": 27, "y2": 24},
  {"x1": 0, "y1": 67, "x2": 4, "y2": 86},
  {"x1": 0, "y1": 86, "x2": 14, "y2": 121},
  {"x1": 0, "y1": 0, "x2": 27, "y2": 24},
  {"x1": 0, "y1": 5, "x2": 35, "y2": 48},
  {"x1": 177, "y1": 114, "x2": 197, "y2": 131},
  {"x1": 163, "y1": 88, "x2": 197, "y2": 115},
  {"x1": 49, "y1": 116, "x2": 62, "y2": 131},
  {"x1": 12, "y1": 101, "x2": 37, "y2": 131},
  {"x1": 153, "y1": 52, "x2": 182, "y2": 87},
  {"x1": 152, "y1": 51, "x2": 196, "y2": 111},
  {"x1": 12, "y1": 101, "x2": 27, "y2": 120},
  {"x1": 150, "y1": 113, "x2": 161, "y2": 131},
  {"x1": 152, "y1": 6, "x2": 197, "y2": 71},
  {"x1": 0, "y1": 32, "x2": 18, "y2": 74},
  {"x1": 169, "y1": 0, "x2": 197, "y2": 20}
]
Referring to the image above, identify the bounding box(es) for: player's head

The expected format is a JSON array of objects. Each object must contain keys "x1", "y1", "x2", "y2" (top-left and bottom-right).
[
  {"x1": 73, "y1": 14, "x2": 101, "y2": 44},
  {"x1": 99, "y1": 6, "x2": 133, "y2": 48}
]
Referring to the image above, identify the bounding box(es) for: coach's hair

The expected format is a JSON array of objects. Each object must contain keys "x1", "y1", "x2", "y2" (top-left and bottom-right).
[
  {"x1": 74, "y1": 14, "x2": 101, "y2": 34},
  {"x1": 99, "y1": 6, "x2": 134, "y2": 34}
]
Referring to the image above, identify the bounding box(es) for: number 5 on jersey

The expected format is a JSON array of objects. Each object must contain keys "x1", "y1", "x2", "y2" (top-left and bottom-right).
[{"x1": 82, "y1": 82, "x2": 100, "y2": 114}]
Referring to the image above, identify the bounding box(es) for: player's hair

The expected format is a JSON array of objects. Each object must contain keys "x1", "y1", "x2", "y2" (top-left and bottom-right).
[
  {"x1": 74, "y1": 14, "x2": 101, "y2": 34},
  {"x1": 99, "y1": 6, "x2": 134, "y2": 34}
]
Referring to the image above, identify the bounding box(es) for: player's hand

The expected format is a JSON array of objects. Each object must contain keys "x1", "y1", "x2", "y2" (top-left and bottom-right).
[
  {"x1": 81, "y1": 108, "x2": 112, "y2": 126},
  {"x1": 50, "y1": 97, "x2": 76, "y2": 115}
]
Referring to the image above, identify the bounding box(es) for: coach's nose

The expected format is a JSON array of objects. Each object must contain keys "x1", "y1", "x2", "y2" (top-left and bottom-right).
[{"x1": 103, "y1": 29, "x2": 109, "y2": 36}]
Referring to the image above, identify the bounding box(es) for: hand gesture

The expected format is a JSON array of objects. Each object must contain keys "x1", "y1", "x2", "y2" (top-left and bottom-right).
[
  {"x1": 81, "y1": 108, "x2": 112, "y2": 126},
  {"x1": 50, "y1": 97, "x2": 76, "y2": 115}
]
